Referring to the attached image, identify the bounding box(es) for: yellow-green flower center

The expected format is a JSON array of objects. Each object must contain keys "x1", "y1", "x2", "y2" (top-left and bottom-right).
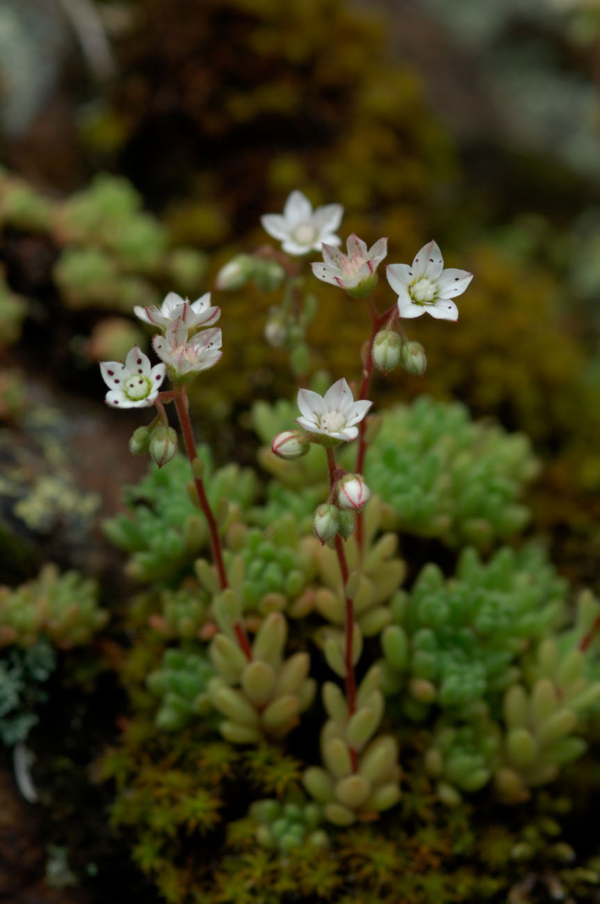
[
  {"x1": 410, "y1": 276, "x2": 437, "y2": 304},
  {"x1": 124, "y1": 374, "x2": 152, "y2": 401}
]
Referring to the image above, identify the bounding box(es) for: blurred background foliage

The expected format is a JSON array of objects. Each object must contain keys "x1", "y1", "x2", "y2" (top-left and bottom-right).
[{"x1": 1, "y1": 1, "x2": 600, "y2": 903}]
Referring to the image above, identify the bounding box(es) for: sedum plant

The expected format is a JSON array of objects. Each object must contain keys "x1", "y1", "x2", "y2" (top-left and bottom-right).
[{"x1": 96, "y1": 186, "x2": 600, "y2": 904}]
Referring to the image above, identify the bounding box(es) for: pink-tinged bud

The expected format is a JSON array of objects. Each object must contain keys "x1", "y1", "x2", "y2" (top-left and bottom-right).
[
  {"x1": 400, "y1": 341, "x2": 427, "y2": 377},
  {"x1": 372, "y1": 330, "x2": 402, "y2": 375},
  {"x1": 336, "y1": 510, "x2": 355, "y2": 540},
  {"x1": 313, "y1": 504, "x2": 339, "y2": 545},
  {"x1": 271, "y1": 430, "x2": 310, "y2": 461},
  {"x1": 149, "y1": 425, "x2": 178, "y2": 468},
  {"x1": 337, "y1": 473, "x2": 371, "y2": 512}
]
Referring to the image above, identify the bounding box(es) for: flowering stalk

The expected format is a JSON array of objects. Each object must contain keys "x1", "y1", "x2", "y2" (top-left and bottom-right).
[
  {"x1": 354, "y1": 299, "x2": 399, "y2": 551},
  {"x1": 326, "y1": 447, "x2": 358, "y2": 770},
  {"x1": 172, "y1": 384, "x2": 252, "y2": 661}
]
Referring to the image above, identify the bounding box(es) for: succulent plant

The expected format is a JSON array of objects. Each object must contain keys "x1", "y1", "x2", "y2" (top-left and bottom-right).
[
  {"x1": 0, "y1": 564, "x2": 106, "y2": 649},
  {"x1": 208, "y1": 606, "x2": 316, "y2": 743},
  {"x1": 362, "y1": 397, "x2": 539, "y2": 548},
  {"x1": 250, "y1": 797, "x2": 328, "y2": 852},
  {"x1": 199, "y1": 514, "x2": 319, "y2": 621},
  {"x1": 146, "y1": 647, "x2": 215, "y2": 732},
  {"x1": 380, "y1": 545, "x2": 568, "y2": 719},
  {"x1": 303, "y1": 666, "x2": 401, "y2": 825},
  {"x1": 104, "y1": 452, "x2": 258, "y2": 582}
]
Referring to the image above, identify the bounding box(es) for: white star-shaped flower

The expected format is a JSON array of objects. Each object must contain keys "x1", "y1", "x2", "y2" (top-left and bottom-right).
[
  {"x1": 153, "y1": 318, "x2": 222, "y2": 379},
  {"x1": 312, "y1": 234, "x2": 388, "y2": 296},
  {"x1": 100, "y1": 346, "x2": 166, "y2": 409},
  {"x1": 134, "y1": 291, "x2": 220, "y2": 332},
  {"x1": 386, "y1": 240, "x2": 473, "y2": 321},
  {"x1": 261, "y1": 190, "x2": 343, "y2": 256},
  {"x1": 296, "y1": 378, "x2": 372, "y2": 444}
]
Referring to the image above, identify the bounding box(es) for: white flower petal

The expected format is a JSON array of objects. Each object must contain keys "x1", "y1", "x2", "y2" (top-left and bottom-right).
[
  {"x1": 298, "y1": 388, "x2": 326, "y2": 421},
  {"x1": 437, "y1": 268, "x2": 473, "y2": 298},
  {"x1": 261, "y1": 214, "x2": 290, "y2": 241},
  {"x1": 346, "y1": 233, "x2": 368, "y2": 261},
  {"x1": 105, "y1": 388, "x2": 129, "y2": 408},
  {"x1": 311, "y1": 262, "x2": 342, "y2": 286},
  {"x1": 150, "y1": 363, "x2": 167, "y2": 388},
  {"x1": 125, "y1": 346, "x2": 151, "y2": 376},
  {"x1": 281, "y1": 238, "x2": 314, "y2": 256},
  {"x1": 368, "y1": 237, "x2": 388, "y2": 266},
  {"x1": 296, "y1": 415, "x2": 319, "y2": 432},
  {"x1": 427, "y1": 300, "x2": 459, "y2": 321},
  {"x1": 99, "y1": 361, "x2": 125, "y2": 389},
  {"x1": 345, "y1": 399, "x2": 373, "y2": 428},
  {"x1": 321, "y1": 242, "x2": 344, "y2": 266},
  {"x1": 412, "y1": 242, "x2": 435, "y2": 279},
  {"x1": 162, "y1": 292, "x2": 185, "y2": 315},
  {"x1": 386, "y1": 264, "x2": 415, "y2": 293},
  {"x1": 316, "y1": 232, "x2": 341, "y2": 250},
  {"x1": 421, "y1": 240, "x2": 444, "y2": 280},
  {"x1": 190, "y1": 327, "x2": 222, "y2": 351},
  {"x1": 190, "y1": 292, "x2": 211, "y2": 313},
  {"x1": 284, "y1": 190, "x2": 313, "y2": 225},
  {"x1": 338, "y1": 425, "x2": 358, "y2": 441},
  {"x1": 397, "y1": 297, "x2": 426, "y2": 319},
  {"x1": 193, "y1": 349, "x2": 223, "y2": 372},
  {"x1": 133, "y1": 305, "x2": 154, "y2": 326},
  {"x1": 188, "y1": 305, "x2": 221, "y2": 328},
  {"x1": 324, "y1": 378, "x2": 353, "y2": 413},
  {"x1": 313, "y1": 203, "x2": 343, "y2": 235}
]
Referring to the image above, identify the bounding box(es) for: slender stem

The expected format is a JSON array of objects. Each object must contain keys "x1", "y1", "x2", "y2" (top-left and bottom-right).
[
  {"x1": 580, "y1": 614, "x2": 600, "y2": 653},
  {"x1": 173, "y1": 385, "x2": 229, "y2": 590},
  {"x1": 173, "y1": 385, "x2": 252, "y2": 659},
  {"x1": 326, "y1": 448, "x2": 358, "y2": 769}
]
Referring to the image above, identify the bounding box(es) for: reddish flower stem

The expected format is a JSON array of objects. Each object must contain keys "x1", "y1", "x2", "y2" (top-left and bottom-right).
[
  {"x1": 355, "y1": 300, "x2": 399, "y2": 551},
  {"x1": 173, "y1": 385, "x2": 252, "y2": 660},
  {"x1": 326, "y1": 448, "x2": 358, "y2": 770},
  {"x1": 579, "y1": 614, "x2": 600, "y2": 652}
]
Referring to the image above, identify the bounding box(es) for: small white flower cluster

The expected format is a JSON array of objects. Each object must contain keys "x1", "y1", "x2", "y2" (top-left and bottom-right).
[
  {"x1": 99, "y1": 292, "x2": 223, "y2": 408},
  {"x1": 262, "y1": 191, "x2": 473, "y2": 321}
]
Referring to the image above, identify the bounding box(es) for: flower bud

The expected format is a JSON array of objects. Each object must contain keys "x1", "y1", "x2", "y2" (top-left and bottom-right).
[
  {"x1": 336, "y1": 510, "x2": 355, "y2": 540},
  {"x1": 313, "y1": 504, "x2": 339, "y2": 545},
  {"x1": 253, "y1": 259, "x2": 286, "y2": 291},
  {"x1": 129, "y1": 425, "x2": 151, "y2": 456},
  {"x1": 372, "y1": 330, "x2": 402, "y2": 375},
  {"x1": 337, "y1": 473, "x2": 371, "y2": 512},
  {"x1": 149, "y1": 425, "x2": 178, "y2": 468},
  {"x1": 264, "y1": 310, "x2": 287, "y2": 348},
  {"x1": 215, "y1": 254, "x2": 254, "y2": 291},
  {"x1": 272, "y1": 430, "x2": 310, "y2": 461},
  {"x1": 400, "y1": 341, "x2": 427, "y2": 377}
]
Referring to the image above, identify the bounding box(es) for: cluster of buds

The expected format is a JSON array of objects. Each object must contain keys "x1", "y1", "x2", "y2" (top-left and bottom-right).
[
  {"x1": 250, "y1": 798, "x2": 328, "y2": 852},
  {"x1": 303, "y1": 666, "x2": 401, "y2": 825},
  {"x1": 129, "y1": 421, "x2": 179, "y2": 468},
  {"x1": 208, "y1": 599, "x2": 316, "y2": 743},
  {"x1": 312, "y1": 472, "x2": 371, "y2": 546},
  {"x1": 371, "y1": 331, "x2": 427, "y2": 378}
]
